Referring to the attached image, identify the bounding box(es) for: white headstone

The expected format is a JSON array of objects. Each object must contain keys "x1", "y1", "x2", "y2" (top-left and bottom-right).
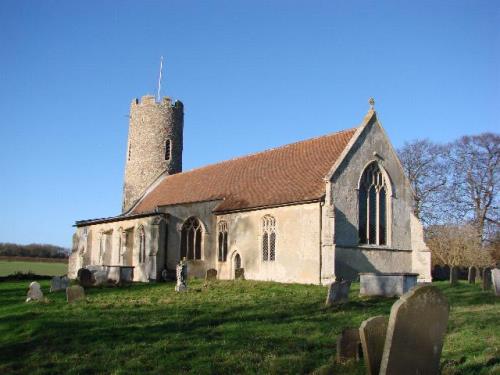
[
  {"x1": 492, "y1": 269, "x2": 500, "y2": 296},
  {"x1": 26, "y1": 281, "x2": 44, "y2": 302}
]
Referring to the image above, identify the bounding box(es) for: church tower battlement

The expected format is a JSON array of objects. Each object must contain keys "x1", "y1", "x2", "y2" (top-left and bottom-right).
[{"x1": 122, "y1": 95, "x2": 184, "y2": 212}]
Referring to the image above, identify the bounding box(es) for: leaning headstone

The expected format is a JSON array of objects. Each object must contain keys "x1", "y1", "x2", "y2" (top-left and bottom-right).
[
  {"x1": 450, "y1": 266, "x2": 459, "y2": 286},
  {"x1": 235, "y1": 268, "x2": 245, "y2": 280},
  {"x1": 66, "y1": 285, "x2": 85, "y2": 303},
  {"x1": 26, "y1": 281, "x2": 44, "y2": 302},
  {"x1": 336, "y1": 328, "x2": 362, "y2": 363},
  {"x1": 359, "y1": 316, "x2": 388, "y2": 375},
  {"x1": 492, "y1": 269, "x2": 500, "y2": 297},
  {"x1": 467, "y1": 266, "x2": 476, "y2": 284},
  {"x1": 175, "y1": 259, "x2": 188, "y2": 292},
  {"x1": 379, "y1": 285, "x2": 449, "y2": 375},
  {"x1": 325, "y1": 279, "x2": 351, "y2": 306},
  {"x1": 77, "y1": 268, "x2": 93, "y2": 288},
  {"x1": 482, "y1": 268, "x2": 492, "y2": 291},
  {"x1": 205, "y1": 268, "x2": 217, "y2": 281}
]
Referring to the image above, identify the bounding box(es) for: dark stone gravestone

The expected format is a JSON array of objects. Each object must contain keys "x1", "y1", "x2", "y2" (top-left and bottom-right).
[
  {"x1": 336, "y1": 328, "x2": 362, "y2": 363},
  {"x1": 77, "y1": 268, "x2": 93, "y2": 288},
  {"x1": 492, "y1": 269, "x2": 500, "y2": 297},
  {"x1": 379, "y1": 285, "x2": 449, "y2": 375},
  {"x1": 66, "y1": 285, "x2": 85, "y2": 303},
  {"x1": 235, "y1": 268, "x2": 245, "y2": 280},
  {"x1": 359, "y1": 316, "x2": 388, "y2": 375},
  {"x1": 468, "y1": 266, "x2": 476, "y2": 284},
  {"x1": 205, "y1": 268, "x2": 217, "y2": 281},
  {"x1": 325, "y1": 279, "x2": 351, "y2": 306},
  {"x1": 482, "y1": 268, "x2": 492, "y2": 291},
  {"x1": 449, "y1": 266, "x2": 459, "y2": 286}
]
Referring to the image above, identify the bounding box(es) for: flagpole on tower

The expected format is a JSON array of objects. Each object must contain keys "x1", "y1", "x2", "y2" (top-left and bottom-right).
[{"x1": 157, "y1": 56, "x2": 164, "y2": 102}]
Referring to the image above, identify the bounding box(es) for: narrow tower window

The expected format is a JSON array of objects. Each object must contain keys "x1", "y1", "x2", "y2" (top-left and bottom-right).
[
  {"x1": 262, "y1": 215, "x2": 276, "y2": 261},
  {"x1": 165, "y1": 139, "x2": 171, "y2": 161}
]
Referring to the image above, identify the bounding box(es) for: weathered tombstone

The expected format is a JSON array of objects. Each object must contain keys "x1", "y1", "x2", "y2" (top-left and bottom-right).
[
  {"x1": 492, "y1": 269, "x2": 500, "y2": 297},
  {"x1": 61, "y1": 276, "x2": 70, "y2": 289},
  {"x1": 336, "y1": 328, "x2": 362, "y2": 363},
  {"x1": 325, "y1": 279, "x2": 351, "y2": 306},
  {"x1": 235, "y1": 268, "x2": 245, "y2": 280},
  {"x1": 359, "y1": 316, "x2": 388, "y2": 375},
  {"x1": 93, "y1": 270, "x2": 108, "y2": 286},
  {"x1": 379, "y1": 285, "x2": 449, "y2": 375},
  {"x1": 77, "y1": 268, "x2": 93, "y2": 288},
  {"x1": 66, "y1": 285, "x2": 85, "y2": 303},
  {"x1": 26, "y1": 281, "x2": 44, "y2": 302},
  {"x1": 482, "y1": 267, "x2": 492, "y2": 291},
  {"x1": 50, "y1": 276, "x2": 62, "y2": 292},
  {"x1": 450, "y1": 266, "x2": 459, "y2": 286},
  {"x1": 205, "y1": 268, "x2": 217, "y2": 281},
  {"x1": 175, "y1": 259, "x2": 188, "y2": 292},
  {"x1": 467, "y1": 266, "x2": 476, "y2": 284}
]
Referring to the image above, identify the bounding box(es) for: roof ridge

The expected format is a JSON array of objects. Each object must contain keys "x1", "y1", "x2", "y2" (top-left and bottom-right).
[{"x1": 174, "y1": 126, "x2": 358, "y2": 177}]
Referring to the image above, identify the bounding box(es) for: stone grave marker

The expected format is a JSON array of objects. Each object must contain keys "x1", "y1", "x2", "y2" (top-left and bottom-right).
[
  {"x1": 467, "y1": 266, "x2": 476, "y2": 284},
  {"x1": 175, "y1": 259, "x2": 188, "y2": 292},
  {"x1": 325, "y1": 279, "x2": 351, "y2": 306},
  {"x1": 50, "y1": 276, "x2": 70, "y2": 292},
  {"x1": 26, "y1": 281, "x2": 44, "y2": 302},
  {"x1": 359, "y1": 316, "x2": 388, "y2": 375},
  {"x1": 66, "y1": 285, "x2": 85, "y2": 303},
  {"x1": 482, "y1": 267, "x2": 492, "y2": 291},
  {"x1": 336, "y1": 328, "x2": 362, "y2": 363},
  {"x1": 205, "y1": 268, "x2": 217, "y2": 281},
  {"x1": 450, "y1": 266, "x2": 459, "y2": 286},
  {"x1": 492, "y1": 269, "x2": 500, "y2": 297},
  {"x1": 77, "y1": 268, "x2": 93, "y2": 288},
  {"x1": 235, "y1": 268, "x2": 245, "y2": 280},
  {"x1": 379, "y1": 285, "x2": 449, "y2": 375}
]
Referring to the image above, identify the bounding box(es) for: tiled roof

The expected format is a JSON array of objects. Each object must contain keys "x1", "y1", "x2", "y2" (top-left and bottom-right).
[{"x1": 132, "y1": 127, "x2": 357, "y2": 214}]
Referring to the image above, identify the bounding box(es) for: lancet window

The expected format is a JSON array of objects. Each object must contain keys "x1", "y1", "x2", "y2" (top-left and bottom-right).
[
  {"x1": 180, "y1": 217, "x2": 202, "y2": 260},
  {"x1": 262, "y1": 215, "x2": 276, "y2": 261},
  {"x1": 218, "y1": 221, "x2": 228, "y2": 262}
]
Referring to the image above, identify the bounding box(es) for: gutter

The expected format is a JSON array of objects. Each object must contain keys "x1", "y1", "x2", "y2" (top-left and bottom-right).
[{"x1": 74, "y1": 211, "x2": 167, "y2": 227}]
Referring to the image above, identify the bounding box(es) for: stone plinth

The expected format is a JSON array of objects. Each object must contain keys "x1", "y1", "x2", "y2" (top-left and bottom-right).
[{"x1": 360, "y1": 273, "x2": 419, "y2": 297}]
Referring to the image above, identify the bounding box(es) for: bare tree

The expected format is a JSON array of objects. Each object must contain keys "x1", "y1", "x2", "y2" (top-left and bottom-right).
[
  {"x1": 398, "y1": 139, "x2": 449, "y2": 225},
  {"x1": 448, "y1": 133, "x2": 499, "y2": 241}
]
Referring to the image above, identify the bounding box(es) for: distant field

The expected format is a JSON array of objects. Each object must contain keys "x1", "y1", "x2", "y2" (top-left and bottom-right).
[{"x1": 0, "y1": 260, "x2": 67, "y2": 276}]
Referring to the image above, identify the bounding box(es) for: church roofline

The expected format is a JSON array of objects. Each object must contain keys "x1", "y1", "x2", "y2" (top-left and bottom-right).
[{"x1": 74, "y1": 211, "x2": 166, "y2": 227}]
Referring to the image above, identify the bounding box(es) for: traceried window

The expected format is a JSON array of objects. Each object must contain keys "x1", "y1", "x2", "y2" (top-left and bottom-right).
[
  {"x1": 180, "y1": 217, "x2": 202, "y2": 260},
  {"x1": 138, "y1": 226, "x2": 146, "y2": 263},
  {"x1": 359, "y1": 162, "x2": 389, "y2": 245},
  {"x1": 218, "y1": 221, "x2": 228, "y2": 262},
  {"x1": 165, "y1": 139, "x2": 171, "y2": 161},
  {"x1": 262, "y1": 215, "x2": 276, "y2": 261}
]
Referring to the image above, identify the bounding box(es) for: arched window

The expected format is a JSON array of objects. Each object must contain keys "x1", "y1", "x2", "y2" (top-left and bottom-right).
[
  {"x1": 180, "y1": 217, "x2": 202, "y2": 260},
  {"x1": 138, "y1": 226, "x2": 146, "y2": 263},
  {"x1": 165, "y1": 139, "x2": 171, "y2": 161},
  {"x1": 218, "y1": 221, "x2": 228, "y2": 262},
  {"x1": 262, "y1": 215, "x2": 276, "y2": 261},
  {"x1": 359, "y1": 162, "x2": 389, "y2": 245}
]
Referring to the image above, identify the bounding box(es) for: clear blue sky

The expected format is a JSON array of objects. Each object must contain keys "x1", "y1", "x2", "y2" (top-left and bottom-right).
[{"x1": 0, "y1": 1, "x2": 498, "y2": 248}]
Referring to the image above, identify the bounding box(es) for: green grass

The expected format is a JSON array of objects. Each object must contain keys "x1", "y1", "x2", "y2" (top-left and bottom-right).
[
  {"x1": 0, "y1": 280, "x2": 498, "y2": 375},
  {"x1": 0, "y1": 260, "x2": 67, "y2": 277}
]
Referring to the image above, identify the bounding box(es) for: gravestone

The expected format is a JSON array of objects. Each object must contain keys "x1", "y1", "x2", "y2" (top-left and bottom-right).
[
  {"x1": 235, "y1": 268, "x2": 245, "y2": 280},
  {"x1": 26, "y1": 281, "x2": 44, "y2": 302},
  {"x1": 325, "y1": 279, "x2": 351, "y2": 306},
  {"x1": 93, "y1": 270, "x2": 108, "y2": 286},
  {"x1": 66, "y1": 285, "x2": 85, "y2": 303},
  {"x1": 467, "y1": 266, "x2": 476, "y2": 284},
  {"x1": 492, "y1": 269, "x2": 500, "y2": 297},
  {"x1": 379, "y1": 285, "x2": 449, "y2": 375},
  {"x1": 482, "y1": 268, "x2": 492, "y2": 291},
  {"x1": 50, "y1": 276, "x2": 70, "y2": 292},
  {"x1": 359, "y1": 316, "x2": 388, "y2": 375},
  {"x1": 336, "y1": 328, "x2": 362, "y2": 363},
  {"x1": 450, "y1": 266, "x2": 459, "y2": 286},
  {"x1": 77, "y1": 268, "x2": 93, "y2": 288},
  {"x1": 205, "y1": 268, "x2": 217, "y2": 281},
  {"x1": 175, "y1": 259, "x2": 188, "y2": 292}
]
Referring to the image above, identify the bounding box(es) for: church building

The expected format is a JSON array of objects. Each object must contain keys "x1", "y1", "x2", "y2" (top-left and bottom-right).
[{"x1": 68, "y1": 93, "x2": 431, "y2": 284}]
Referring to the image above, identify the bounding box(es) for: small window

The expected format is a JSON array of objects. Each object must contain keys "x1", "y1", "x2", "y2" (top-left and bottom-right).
[
  {"x1": 165, "y1": 139, "x2": 171, "y2": 161},
  {"x1": 138, "y1": 226, "x2": 146, "y2": 263},
  {"x1": 218, "y1": 221, "x2": 228, "y2": 262},
  {"x1": 262, "y1": 215, "x2": 276, "y2": 262}
]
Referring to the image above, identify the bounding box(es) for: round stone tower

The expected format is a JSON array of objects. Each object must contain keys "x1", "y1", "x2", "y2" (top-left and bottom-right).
[{"x1": 122, "y1": 95, "x2": 184, "y2": 212}]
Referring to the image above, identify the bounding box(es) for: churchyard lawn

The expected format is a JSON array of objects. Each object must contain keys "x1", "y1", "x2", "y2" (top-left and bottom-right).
[
  {"x1": 0, "y1": 260, "x2": 67, "y2": 277},
  {"x1": 0, "y1": 280, "x2": 498, "y2": 374}
]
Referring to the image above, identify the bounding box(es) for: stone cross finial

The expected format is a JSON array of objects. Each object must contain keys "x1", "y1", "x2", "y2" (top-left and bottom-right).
[{"x1": 369, "y1": 97, "x2": 375, "y2": 110}]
